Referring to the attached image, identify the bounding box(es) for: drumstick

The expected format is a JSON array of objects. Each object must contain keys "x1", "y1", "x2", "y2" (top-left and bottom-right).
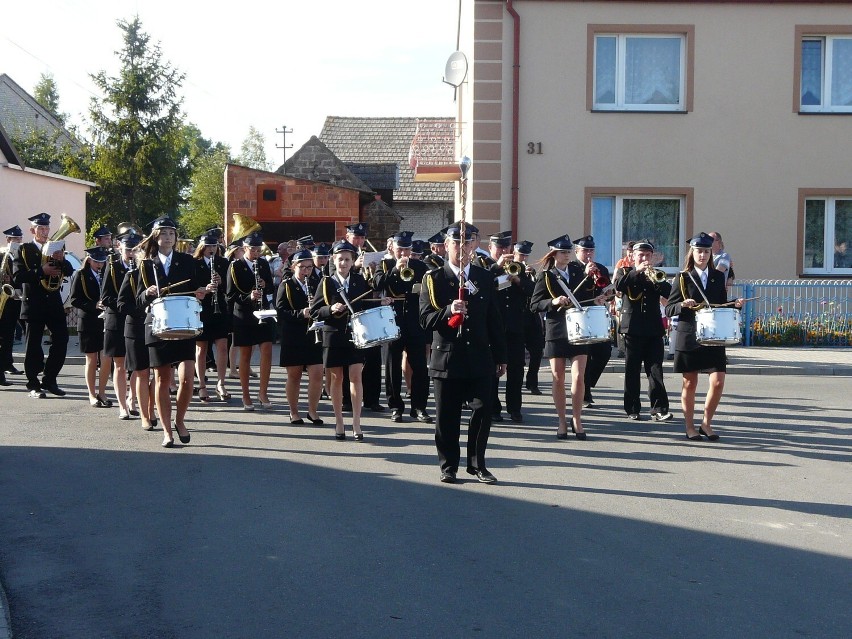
[
  {"x1": 711, "y1": 296, "x2": 760, "y2": 308},
  {"x1": 158, "y1": 279, "x2": 192, "y2": 295}
]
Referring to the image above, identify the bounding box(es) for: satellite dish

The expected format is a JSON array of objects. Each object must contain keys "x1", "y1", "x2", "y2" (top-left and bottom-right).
[{"x1": 443, "y1": 51, "x2": 468, "y2": 88}]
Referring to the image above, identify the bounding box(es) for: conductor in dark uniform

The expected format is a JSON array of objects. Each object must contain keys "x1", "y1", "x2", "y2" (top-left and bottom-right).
[
  {"x1": 13, "y1": 213, "x2": 74, "y2": 398},
  {"x1": 614, "y1": 239, "x2": 673, "y2": 421},
  {"x1": 0, "y1": 225, "x2": 24, "y2": 385},
  {"x1": 420, "y1": 222, "x2": 507, "y2": 484},
  {"x1": 372, "y1": 231, "x2": 432, "y2": 423}
]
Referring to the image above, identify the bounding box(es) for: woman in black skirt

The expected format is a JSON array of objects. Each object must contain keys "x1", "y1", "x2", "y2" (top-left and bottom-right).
[
  {"x1": 117, "y1": 233, "x2": 157, "y2": 431},
  {"x1": 193, "y1": 232, "x2": 230, "y2": 402},
  {"x1": 70, "y1": 247, "x2": 112, "y2": 408},
  {"x1": 530, "y1": 234, "x2": 590, "y2": 440},
  {"x1": 666, "y1": 233, "x2": 743, "y2": 441},
  {"x1": 309, "y1": 240, "x2": 391, "y2": 440},
  {"x1": 101, "y1": 234, "x2": 137, "y2": 419},
  {"x1": 136, "y1": 217, "x2": 209, "y2": 448},
  {"x1": 226, "y1": 232, "x2": 276, "y2": 411},
  {"x1": 276, "y1": 249, "x2": 324, "y2": 425}
]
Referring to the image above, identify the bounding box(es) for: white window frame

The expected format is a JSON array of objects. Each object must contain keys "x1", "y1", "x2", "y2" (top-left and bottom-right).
[
  {"x1": 799, "y1": 35, "x2": 852, "y2": 113},
  {"x1": 590, "y1": 194, "x2": 687, "y2": 272},
  {"x1": 802, "y1": 196, "x2": 852, "y2": 275},
  {"x1": 593, "y1": 33, "x2": 687, "y2": 112}
]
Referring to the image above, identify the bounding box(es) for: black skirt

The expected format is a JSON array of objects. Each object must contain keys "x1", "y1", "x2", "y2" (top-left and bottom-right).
[
  {"x1": 125, "y1": 336, "x2": 150, "y2": 372},
  {"x1": 280, "y1": 334, "x2": 323, "y2": 367},
  {"x1": 544, "y1": 339, "x2": 589, "y2": 360},
  {"x1": 232, "y1": 320, "x2": 276, "y2": 347},
  {"x1": 148, "y1": 338, "x2": 195, "y2": 368},
  {"x1": 104, "y1": 328, "x2": 126, "y2": 358},
  {"x1": 673, "y1": 345, "x2": 727, "y2": 374},
  {"x1": 197, "y1": 311, "x2": 230, "y2": 342},
  {"x1": 78, "y1": 330, "x2": 104, "y2": 354},
  {"x1": 323, "y1": 343, "x2": 366, "y2": 369}
]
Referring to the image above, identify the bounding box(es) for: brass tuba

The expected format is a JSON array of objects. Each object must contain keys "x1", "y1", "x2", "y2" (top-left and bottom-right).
[
  {"x1": 41, "y1": 214, "x2": 81, "y2": 291},
  {"x1": 231, "y1": 213, "x2": 261, "y2": 242},
  {"x1": 116, "y1": 221, "x2": 143, "y2": 238}
]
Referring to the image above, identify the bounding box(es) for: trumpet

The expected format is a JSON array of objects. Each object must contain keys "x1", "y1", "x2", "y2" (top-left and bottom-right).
[
  {"x1": 646, "y1": 266, "x2": 668, "y2": 283},
  {"x1": 399, "y1": 266, "x2": 415, "y2": 282},
  {"x1": 503, "y1": 260, "x2": 523, "y2": 276}
]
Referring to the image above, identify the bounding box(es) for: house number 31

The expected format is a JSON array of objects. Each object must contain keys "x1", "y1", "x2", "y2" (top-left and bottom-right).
[{"x1": 527, "y1": 142, "x2": 543, "y2": 154}]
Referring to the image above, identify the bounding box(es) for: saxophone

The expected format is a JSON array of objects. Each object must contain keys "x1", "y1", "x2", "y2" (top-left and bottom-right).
[{"x1": 0, "y1": 245, "x2": 20, "y2": 317}]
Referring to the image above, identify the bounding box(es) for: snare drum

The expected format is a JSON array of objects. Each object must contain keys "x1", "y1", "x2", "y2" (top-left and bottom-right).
[
  {"x1": 565, "y1": 305, "x2": 611, "y2": 344},
  {"x1": 350, "y1": 306, "x2": 399, "y2": 349},
  {"x1": 696, "y1": 308, "x2": 741, "y2": 345},
  {"x1": 150, "y1": 295, "x2": 203, "y2": 340}
]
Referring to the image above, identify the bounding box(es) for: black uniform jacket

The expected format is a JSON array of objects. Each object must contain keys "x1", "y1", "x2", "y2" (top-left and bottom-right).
[
  {"x1": 135, "y1": 252, "x2": 202, "y2": 342},
  {"x1": 419, "y1": 262, "x2": 507, "y2": 379},
  {"x1": 101, "y1": 256, "x2": 131, "y2": 332},
  {"x1": 614, "y1": 266, "x2": 672, "y2": 337},
  {"x1": 117, "y1": 269, "x2": 146, "y2": 339},
  {"x1": 275, "y1": 275, "x2": 315, "y2": 339},
  {"x1": 69, "y1": 266, "x2": 103, "y2": 333},
  {"x1": 529, "y1": 263, "x2": 587, "y2": 343},
  {"x1": 372, "y1": 258, "x2": 428, "y2": 341},
  {"x1": 665, "y1": 266, "x2": 729, "y2": 351},
  {"x1": 13, "y1": 241, "x2": 75, "y2": 321},
  {"x1": 195, "y1": 254, "x2": 228, "y2": 317},
  {"x1": 227, "y1": 257, "x2": 275, "y2": 327},
  {"x1": 309, "y1": 271, "x2": 376, "y2": 348}
]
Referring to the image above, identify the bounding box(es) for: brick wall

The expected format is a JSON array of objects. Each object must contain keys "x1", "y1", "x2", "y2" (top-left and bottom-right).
[{"x1": 225, "y1": 164, "x2": 360, "y2": 243}]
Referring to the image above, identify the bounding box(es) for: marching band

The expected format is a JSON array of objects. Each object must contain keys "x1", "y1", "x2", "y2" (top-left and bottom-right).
[{"x1": 2, "y1": 211, "x2": 746, "y2": 482}]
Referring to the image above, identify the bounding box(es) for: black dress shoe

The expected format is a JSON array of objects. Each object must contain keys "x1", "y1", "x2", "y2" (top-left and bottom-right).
[
  {"x1": 526, "y1": 386, "x2": 543, "y2": 395},
  {"x1": 466, "y1": 467, "x2": 497, "y2": 484},
  {"x1": 42, "y1": 383, "x2": 66, "y2": 397},
  {"x1": 353, "y1": 432, "x2": 364, "y2": 441},
  {"x1": 7, "y1": 366, "x2": 23, "y2": 375},
  {"x1": 0, "y1": 374, "x2": 10, "y2": 386},
  {"x1": 410, "y1": 409, "x2": 434, "y2": 423},
  {"x1": 556, "y1": 429, "x2": 569, "y2": 440},
  {"x1": 29, "y1": 389, "x2": 46, "y2": 399},
  {"x1": 390, "y1": 409, "x2": 403, "y2": 423},
  {"x1": 290, "y1": 418, "x2": 305, "y2": 425},
  {"x1": 335, "y1": 432, "x2": 346, "y2": 441},
  {"x1": 509, "y1": 412, "x2": 523, "y2": 423},
  {"x1": 177, "y1": 432, "x2": 191, "y2": 444},
  {"x1": 491, "y1": 412, "x2": 504, "y2": 422},
  {"x1": 440, "y1": 469, "x2": 457, "y2": 483},
  {"x1": 699, "y1": 427, "x2": 720, "y2": 441}
]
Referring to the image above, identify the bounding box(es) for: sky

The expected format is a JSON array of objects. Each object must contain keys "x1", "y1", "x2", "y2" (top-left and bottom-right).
[{"x1": 2, "y1": 0, "x2": 462, "y2": 167}]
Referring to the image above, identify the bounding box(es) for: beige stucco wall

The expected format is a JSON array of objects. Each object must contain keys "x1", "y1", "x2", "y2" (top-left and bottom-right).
[
  {"x1": 476, "y1": 0, "x2": 852, "y2": 279},
  {"x1": 0, "y1": 162, "x2": 92, "y2": 255}
]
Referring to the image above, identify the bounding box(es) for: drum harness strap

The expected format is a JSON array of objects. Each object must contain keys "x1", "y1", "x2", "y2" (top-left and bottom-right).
[{"x1": 680, "y1": 271, "x2": 710, "y2": 310}]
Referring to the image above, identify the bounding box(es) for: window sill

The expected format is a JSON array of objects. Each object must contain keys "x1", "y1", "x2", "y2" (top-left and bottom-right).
[
  {"x1": 591, "y1": 109, "x2": 689, "y2": 114},
  {"x1": 797, "y1": 110, "x2": 852, "y2": 115}
]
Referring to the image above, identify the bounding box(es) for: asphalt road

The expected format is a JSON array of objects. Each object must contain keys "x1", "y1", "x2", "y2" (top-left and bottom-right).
[{"x1": 0, "y1": 360, "x2": 850, "y2": 638}]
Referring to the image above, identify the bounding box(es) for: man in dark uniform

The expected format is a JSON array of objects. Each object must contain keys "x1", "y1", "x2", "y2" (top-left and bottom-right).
[
  {"x1": 0, "y1": 225, "x2": 24, "y2": 385},
  {"x1": 13, "y1": 213, "x2": 74, "y2": 398},
  {"x1": 92, "y1": 224, "x2": 113, "y2": 251},
  {"x1": 515, "y1": 241, "x2": 544, "y2": 395},
  {"x1": 573, "y1": 236, "x2": 613, "y2": 407},
  {"x1": 311, "y1": 243, "x2": 331, "y2": 281},
  {"x1": 420, "y1": 223, "x2": 507, "y2": 484},
  {"x1": 477, "y1": 231, "x2": 533, "y2": 423},
  {"x1": 614, "y1": 239, "x2": 674, "y2": 421},
  {"x1": 332, "y1": 223, "x2": 383, "y2": 412},
  {"x1": 373, "y1": 231, "x2": 432, "y2": 423},
  {"x1": 423, "y1": 230, "x2": 447, "y2": 270}
]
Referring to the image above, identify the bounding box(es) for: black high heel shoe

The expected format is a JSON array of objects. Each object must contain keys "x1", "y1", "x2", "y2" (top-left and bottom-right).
[
  {"x1": 175, "y1": 423, "x2": 191, "y2": 444},
  {"x1": 556, "y1": 427, "x2": 569, "y2": 440},
  {"x1": 335, "y1": 431, "x2": 346, "y2": 441},
  {"x1": 306, "y1": 414, "x2": 324, "y2": 425},
  {"x1": 699, "y1": 427, "x2": 719, "y2": 441},
  {"x1": 571, "y1": 419, "x2": 587, "y2": 441}
]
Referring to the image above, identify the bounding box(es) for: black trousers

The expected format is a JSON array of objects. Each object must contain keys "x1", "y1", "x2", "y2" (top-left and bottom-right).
[
  {"x1": 623, "y1": 334, "x2": 669, "y2": 415},
  {"x1": 493, "y1": 333, "x2": 526, "y2": 414},
  {"x1": 0, "y1": 303, "x2": 20, "y2": 371},
  {"x1": 342, "y1": 343, "x2": 382, "y2": 406},
  {"x1": 524, "y1": 312, "x2": 544, "y2": 388},
  {"x1": 385, "y1": 337, "x2": 428, "y2": 411},
  {"x1": 433, "y1": 374, "x2": 493, "y2": 472},
  {"x1": 24, "y1": 314, "x2": 69, "y2": 389},
  {"x1": 584, "y1": 340, "x2": 612, "y2": 397}
]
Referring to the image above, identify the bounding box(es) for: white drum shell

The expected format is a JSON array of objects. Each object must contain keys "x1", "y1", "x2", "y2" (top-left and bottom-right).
[
  {"x1": 565, "y1": 305, "x2": 611, "y2": 345},
  {"x1": 151, "y1": 295, "x2": 203, "y2": 340},
  {"x1": 696, "y1": 308, "x2": 741, "y2": 345},
  {"x1": 350, "y1": 306, "x2": 399, "y2": 349}
]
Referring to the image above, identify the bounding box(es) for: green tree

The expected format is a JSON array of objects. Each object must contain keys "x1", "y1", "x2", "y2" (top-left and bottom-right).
[
  {"x1": 87, "y1": 16, "x2": 190, "y2": 232},
  {"x1": 180, "y1": 136, "x2": 231, "y2": 239},
  {"x1": 237, "y1": 125, "x2": 271, "y2": 171},
  {"x1": 33, "y1": 73, "x2": 65, "y2": 124}
]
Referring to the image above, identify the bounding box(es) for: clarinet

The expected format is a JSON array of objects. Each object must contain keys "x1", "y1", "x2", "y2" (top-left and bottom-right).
[
  {"x1": 252, "y1": 259, "x2": 273, "y2": 323},
  {"x1": 305, "y1": 278, "x2": 321, "y2": 344},
  {"x1": 211, "y1": 256, "x2": 221, "y2": 315}
]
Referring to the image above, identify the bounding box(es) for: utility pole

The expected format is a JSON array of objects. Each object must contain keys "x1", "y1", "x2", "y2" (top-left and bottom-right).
[{"x1": 276, "y1": 125, "x2": 293, "y2": 163}]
